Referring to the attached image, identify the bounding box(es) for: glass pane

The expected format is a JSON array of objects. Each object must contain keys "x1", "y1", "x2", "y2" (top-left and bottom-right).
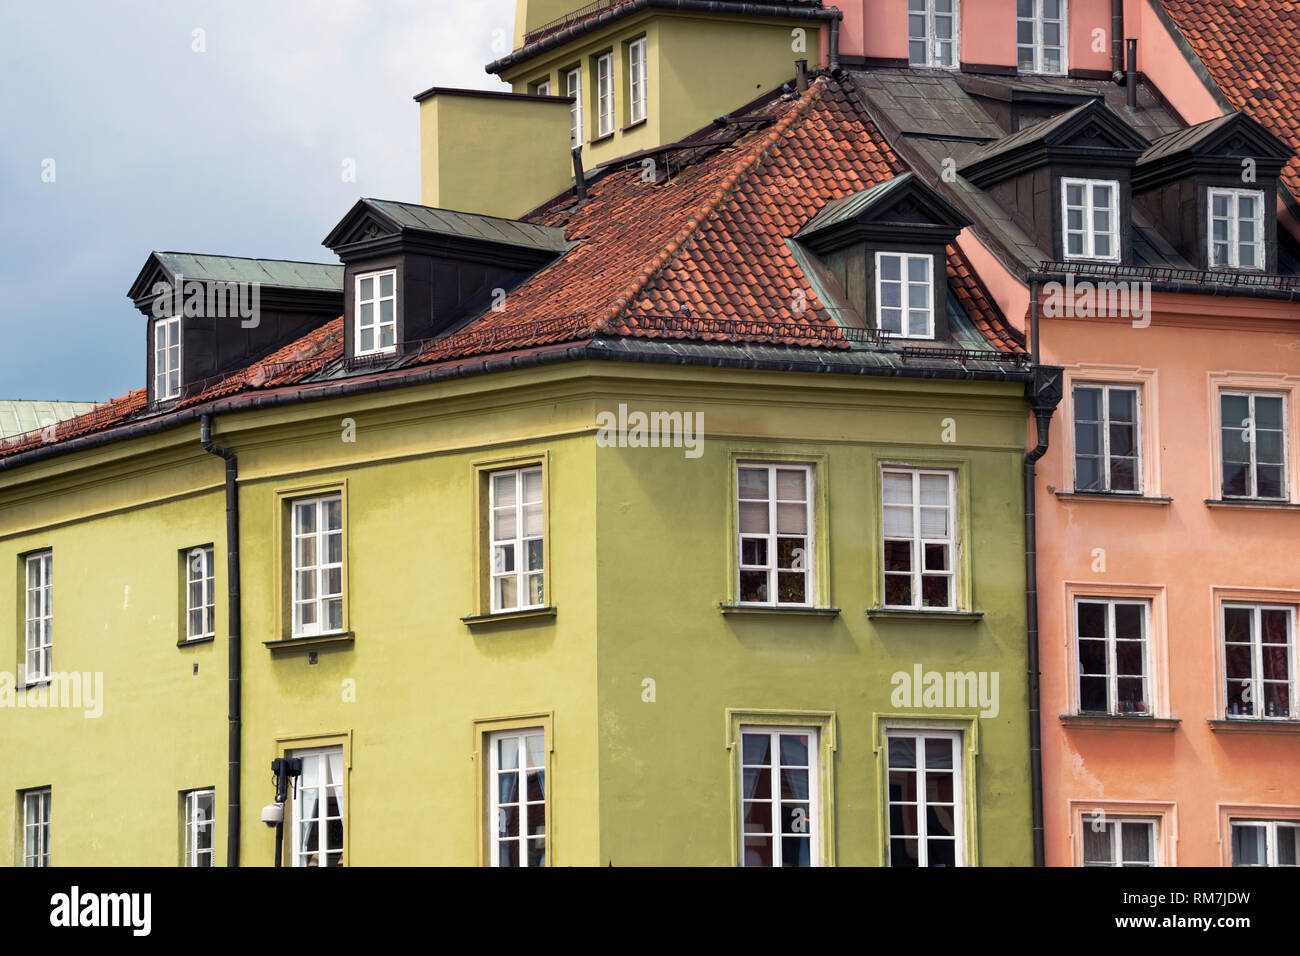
[
  {"x1": 776, "y1": 502, "x2": 807, "y2": 534},
  {"x1": 775, "y1": 469, "x2": 806, "y2": 500},
  {"x1": 1114, "y1": 603, "x2": 1143, "y2": 640},
  {"x1": 883, "y1": 473, "x2": 912, "y2": 504},
  {"x1": 883, "y1": 505, "x2": 913, "y2": 538},
  {"x1": 739, "y1": 501, "x2": 769, "y2": 534},
  {"x1": 1231, "y1": 825, "x2": 1265, "y2": 865},
  {"x1": 919, "y1": 474, "x2": 948, "y2": 505},
  {"x1": 379, "y1": 272, "x2": 394, "y2": 298},
  {"x1": 493, "y1": 472, "x2": 517, "y2": 507},
  {"x1": 741, "y1": 733, "x2": 771, "y2": 765},
  {"x1": 738, "y1": 467, "x2": 768, "y2": 499}
]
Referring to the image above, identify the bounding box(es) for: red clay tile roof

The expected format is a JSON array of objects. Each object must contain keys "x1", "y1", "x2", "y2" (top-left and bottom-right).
[{"x1": 1159, "y1": 0, "x2": 1300, "y2": 195}]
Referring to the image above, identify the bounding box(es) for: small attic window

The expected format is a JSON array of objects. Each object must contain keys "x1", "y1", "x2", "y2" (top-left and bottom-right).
[
  {"x1": 1017, "y1": 0, "x2": 1067, "y2": 75},
  {"x1": 876, "y1": 252, "x2": 934, "y2": 338},
  {"x1": 153, "y1": 315, "x2": 182, "y2": 401},
  {"x1": 1062, "y1": 178, "x2": 1120, "y2": 262},
  {"x1": 1208, "y1": 188, "x2": 1265, "y2": 270},
  {"x1": 908, "y1": 0, "x2": 958, "y2": 69},
  {"x1": 355, "y1": 270, "x2": 397, "y2": 356}
]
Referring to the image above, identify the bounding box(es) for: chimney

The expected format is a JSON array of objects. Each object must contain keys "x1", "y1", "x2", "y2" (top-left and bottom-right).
[
  {"x1": 795, "y1": 59, "x2": 809, "y2": 93},
  {"x1": 1125, "y1": 39, "x2": 1139, "y2": 111}
]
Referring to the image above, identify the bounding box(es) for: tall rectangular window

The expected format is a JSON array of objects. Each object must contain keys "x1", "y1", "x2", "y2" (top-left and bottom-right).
[
  {"x1": 1075, "y1": 598, "x2": 1151, "y2": 715},
  {"x1": 1231, "y1": 820, "x2": 1300, "y2": 866},
  {"x1": 291, "y1": 495, "x2": 344, "y2": 637},
  {"x1": 185, "y1": 546, "x2": 216, "y2": 642},
  {"x1": 1017, "y1": 0, "x2": 1066, "y2": 74},
  {"x1": 490, "y1": 467, "x2": 544, "y2": 612},
  {"x1": 566, "y1": 67, "x2": 583, "y2": 147},
  {"x1": 736, "y1": 463, "x2": 813, "y2": 606},
  {"x1": 1073, "y1": 384, "x2": 1140, "y2": 493},
  {"x1": 22, "y1": 788, "x2": 50, "y2": 867},
  {"x1": 596, "y1": 53, "x2": 614, "y2": 137},
  {"x1": 1083, "y1": 817, "x2": 1158, "y2": 866},
  {"x1": 875, "y1": 252, "x2": 933, "y2": 338},
  {"x1": 1062, "y1": 178, "x2": 1119, "y2": 261},
  {"x1": 154, "y1": 315, "x2": 182, "y2": 401},
  {"x1": 628, "y1": 37, "x2": 647, "y2": 125},
  {"x1": 24, "y1": 551, "x2": 52, "y2": 684},
  {"x1": 489, "y1": 728, "x2": 547, "y2": 867},
  {"x1": 907, "y1": 0, "x2": 958, "y2": 69},
  {"x1": 882, "y1": 468, "x2": 956, "y2": 610},
  {"x1": 355, "y1": 270, "x2": 397, "y2": 356},
  {"x1": 292, "y1": 747, "x2": 345, "y2": 867},
  {"x1": 183, "y1": 789, "x2": 215, "y2": 867},
  {"x1": 740, "y1": 726, "x2": 819, "y2": 867},
  {"x1": 1220, "y1": 392, "x2": 1287, "y2": 500},
  {"x1": 1209, "y1": 188, "x2": 1265, "y2": 269},
  {"x1": 1223, "y1": 604, "x2": 1296, "y2": 720},
  {"x1": 534, "y1": 78, "x2": 550, "y2": 96},
  {"x1": 887, "y1": 730, "x2": 963, "y2": 867}
]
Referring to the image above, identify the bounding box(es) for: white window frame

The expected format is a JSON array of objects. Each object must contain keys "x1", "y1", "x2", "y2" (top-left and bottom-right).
[
  {"x1": 1222, "y1": 603, "x2": 1297, "y2": 720},
  {"x1": 22, "y1": 788, "x2": 50, "y2": 867},
  {"x1": 1072, "y1": 383, "x2": 1142, "y2": 494},
  {"x1": 534, "y1": 78, "x2": 550, "y2": 96},
  {"x1": 886, "y1": 729, "x2": 964, "y2": 867},
  {"x1": 875, "y1": 252, "x2": 934, "y2": 339},
  {"x1": 153, "y1": 315, "x2": 182, "y2": 401},
  {"x1": 628, "y1": 37, "x2": 647, "y2": 125},
  {"x1": 882, "y1": 468, "x2": 957, "y2": 611},
  {"x1": 736, "y1": 462, "x2": 815, "y2": 608},
  {"x1": 183, "y1": 788, "x2": 215, "y2": 867},
  {"x1": 1230, "y1": 820, "x2": 1300, "y2": 866},
  {"x1": 1074, "y1": 598, "x2": 1152, "y2": 716},
  {"x1": 489, "y1": 467, "x2": 545, "y2": 613},
  {"x1": 488, "y1": 728, "x2": 548, "y2": 867},
  {"x1": 907, "y1": 0, "x2": 959, "y2": 69},
  {"x1": 1220, "y1": 391, "x2": 1288, "y2": 501},
  {"x1": 1061, "y1": 178, "x2": 1121, "y2": 262},
  {"x1": 290, "y1": 747, "x2": 345, "y2": 867},
  {"x1": 24, "y1": 551, "x2": 52, "y2": 685},
  {"x1": 291, "y1": 494, "x2": 344, "y2": 638},
  {"x1": 354, "y1": 270, "x2": 397, "y2": 357},
  {"x1": 739, "y1": 725, "x2": 821, "y2": 867},
  {"x1": 185, "y1": 546, "x2": 216, "y2": 642},
  {"x1": 566, "y1": 67, "x2": 583, "y2": 147},
  {"x1": 1082, "y1": 816, "x2": 1159, "y2": 867},
  {"x1": 596, "y1": 52, "x2": 614, "y2": 137},
  {"x1": 1208, "y1": 187, "x2": 1265, "y2": 270},
  {"x1": 1017, "y1": 0, "x2": 1067, "y2": 75}
]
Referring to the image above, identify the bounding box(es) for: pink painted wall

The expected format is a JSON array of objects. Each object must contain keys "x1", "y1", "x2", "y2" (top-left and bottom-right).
[{"x1": 858, "y1": 0, "x2": 908, "y2": 62}]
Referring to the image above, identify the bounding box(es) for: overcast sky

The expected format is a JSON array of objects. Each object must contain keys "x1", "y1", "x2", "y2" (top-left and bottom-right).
[{"x1": 0, "y1": 0, "x2": 515, "y2": 401}]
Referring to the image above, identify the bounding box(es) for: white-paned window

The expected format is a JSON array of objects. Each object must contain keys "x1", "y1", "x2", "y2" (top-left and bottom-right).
[
  {"x1": 490, "y1": 467, "x2": 544, "y2": 612},
  {"x1": 628, "y1": 38, "x2": 648, "y2": 124},
  {"x1": 292, "y1": 747, "x2": 345, "y2": 867},
  {"x1": 740, "y1": 726, "x2": 819, "y2": 867},
  {"x1": 1231, "y1": 820, "x2": 1300, "y2": 866},
  {"x1": 534, "y1": 78, "x2": 550, "y2": 96},
  {"x1": 1075, "y1": 598, "x2": 1151, "y2": 715},
  {"x1": 596, "y1": 53, "x2": 614, "y2": 136},
  {"x1": 887, "y1": 730, "x2": 963, "y2": 866},
  {"x1": 1062, "y1": 178, "x2": 1120, "y2": 261},
  {"x1": 291, "y1": 495, "x2": 344, "y2": 637},
  {"x1": 566, "y1": 67, "x2": 583, "y2": 147},
  {"x1": 1017, "y1": 0, "x2": 1067, "y2": 74},
  {"x1": 1073, "y1": 384, "x2": 1140, "y2": 493},
  {"x1": 882, "y1": 468, "x2": 956, "y2": 610},
  {"x1": 1223, "y1": 604, "x2": 1296, "y2": 720},
  {"x1": 184, "y1": 789, "x2": 215, "y2": 867},
  {"x1": 908, "y1": 0, "x2": 958, "y2": 69},
  {"x1": 737, "y1": 463, "x2": 814, "y2": 606},
  {"x1": 355, "y1": 270, "x2": 396, "y2": 356},
  {"x1": 186, "y1": 546, "x2": 216, "y2": 641},
  {"x1": 876, "y1": 252, "x2": 934, "y2": 338},
  {"x1": 22, "y1": 788, "x2": 50, "y2": 867},
  {"x1": 1220, "y1": 392, "x2": 1287, "y2": 500},
  {"x1": 1209, "y1": 188, "x2": 1265, "y2": 269},
  {"x1": 24, "y1": 551, "x2": 52, "y2": 684},
  {"x1": 1083, "y1": 817, "x2": 1158, "y2": 866},
  {"x1": 489, "y1": 728, "x2": 547, "y2": 867},
  {"x1": 154, "y1": 315, "x2": 182, "y2": 401}
]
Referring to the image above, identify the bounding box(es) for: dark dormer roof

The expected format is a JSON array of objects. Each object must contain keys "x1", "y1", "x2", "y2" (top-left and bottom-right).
[
  {"x1": 796, "y1": 172, "x2": 972, "y2": 253},
  {"x1": 127, "y1": 252, "x2": 342, "y2": 307},
  {"x1": 1134, "y1": 111, "x2": 1294, "y2": 191},
  {"x1": 959, "y1": 100, "x2": 1151, "y2": 189}
]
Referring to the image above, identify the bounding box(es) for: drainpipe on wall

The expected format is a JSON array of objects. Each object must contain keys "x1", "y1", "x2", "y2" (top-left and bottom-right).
[
  {"x1": 1125, "y1": 39, "x2": 1140, "y2": 111},
  {"x1": 1111, "y1": 0, "x2": 1125, "y2": 83},
  {"x1": 828, "y1": 14, "x2": 841, "y2": 73},
  {"x1": 200, "y1": 414, "x2": 242, "y2": 868}
]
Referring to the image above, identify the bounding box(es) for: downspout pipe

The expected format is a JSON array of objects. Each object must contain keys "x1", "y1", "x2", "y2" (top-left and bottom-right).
[
  {"x1": 1111, "y1": 0, "x2": 1125, "y2": 83},
  {"x1": 200, "y1": 414, "x2": 242, "y2": 868},
  {"x1": 828, "y1": 14, "x2": 841, "y2": 73}
]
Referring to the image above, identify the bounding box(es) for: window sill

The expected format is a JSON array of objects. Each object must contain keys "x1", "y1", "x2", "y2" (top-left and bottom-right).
[
  {"x1": 1205, "y1": 499, "x2": 1299, "y2": 511},
  {"x1": 620, "y1": 118, "x2": 647, "y2": 133},
  {"x1": 1059, "y1": 715, "x2": 1180, "y2": 732},
  {"x1": 589, "y1": 132, "x2": 615, "y2": 145},
  {"x1": 461, "y1": 606, "x2": 557, "y2": 628},
  {"x1": 1055, "y1": 491, "x2": 1172, "y2": 505},
  {"x1": 264, "y1": 631, "x2": 354, "y2": 652},
  {"x1": 23, "y1": 679, "x2": 51, "y2": 690},
  {"x1": 1208, "y1": 718, "x2": 1300, "y2": 735},
  {"x1": 866, "y1": 608, "x2": 983, "y2": 624},
  {"x1": 719, "y1": 603, "x2": 840, "y2": 617},
  {"x1": 178, "y1": 635, "x2": 216, "y2": 648}
]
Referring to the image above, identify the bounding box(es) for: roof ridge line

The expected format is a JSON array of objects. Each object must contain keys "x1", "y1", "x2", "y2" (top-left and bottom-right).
[{"x1": 590, "y1": 79, "x2": 828, "y2": 336}]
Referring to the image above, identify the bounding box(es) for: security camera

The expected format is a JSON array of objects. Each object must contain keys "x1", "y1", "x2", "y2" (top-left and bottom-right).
[{"x1": 262, "y1": 802, "x2": 284, "y2": 827}]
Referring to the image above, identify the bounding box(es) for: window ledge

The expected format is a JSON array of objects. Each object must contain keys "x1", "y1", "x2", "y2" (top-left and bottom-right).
[
  {"x1": 1209, "y1": 718, "x2": 1300, "y2": 735},
  {"x1": 1204, "y1": 499, "x2": 1299, "y2": 511},
  {"x1": 461, "y1": 606, "x2": 557, "y2": 628},
  {"x1": 620, "y1": 118, "x2": 647, "y2": 133},
  {"x1": 1059, "y1": 715, "x2": 1180, "y2": 732},
  {"x1": 589, "y1": 132, "x2": 615, "y2": 145},
  {"x1": 719, "y1": 603, "x2": 840, "y2": 617},
  {"x1": 23, "y1": 680, "x2": 51, "y2": 690},
  {"x1": 1055, "y1": 491, "x2": 1172, "y2": 505},
  {"x1": 178, "y1": 635, "x2": 216, "y2": 648},
  {"x1": 264, "y1": 631, "x2": 354, "y2": 652},
  {"x1": 866, "y1": 608, "x2": 983, "y2": 623}
]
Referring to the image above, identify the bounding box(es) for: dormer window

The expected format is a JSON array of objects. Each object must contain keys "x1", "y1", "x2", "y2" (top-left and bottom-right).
[
  {"x1": 908, "y1": 0, "x2": 958, "y2": 69},
  {"x1": 1017, "y1": 0, "x2": 1066, "y2": 75},
  {"x1": 153, "y1": 316, "x2": 182, "y2": 401},
  {"x1": 355, "y1": 270, "x2": 397, "y2": 356},
  {"x1": 876, "y1": 252, "x2": 934, "y2": 338},
  {"x1": 1209, "y1": 188, "x2": 1265, "y2": 270},
  {"x1": 1062, "y1": 178, "x2": 1120, "y2": 262}
]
